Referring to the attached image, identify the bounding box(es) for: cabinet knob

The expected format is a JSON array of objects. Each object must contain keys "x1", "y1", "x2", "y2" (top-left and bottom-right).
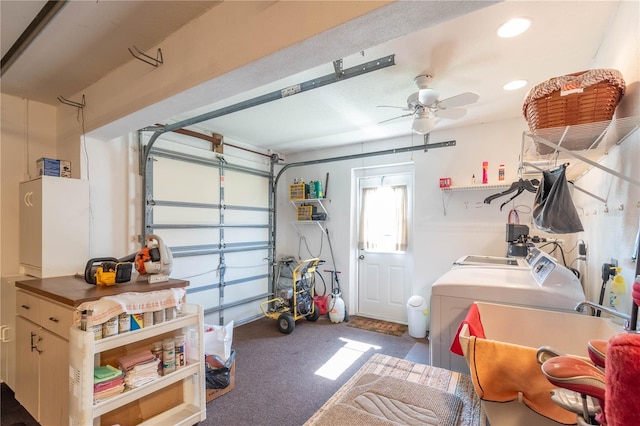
[{"x1": 49, "y1": 317, "x2": 60, "y2": 323}]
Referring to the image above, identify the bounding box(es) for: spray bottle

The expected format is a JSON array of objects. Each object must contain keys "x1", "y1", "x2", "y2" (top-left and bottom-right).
[
  {"x1": 609, "y1": 268, "x2": 626, "y2": 310},
  {"x1": 329, "y1": 292, "x2": 345, "y2": 323}
]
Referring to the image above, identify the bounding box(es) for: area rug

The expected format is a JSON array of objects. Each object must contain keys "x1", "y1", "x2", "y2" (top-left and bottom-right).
[
  {"x1": 346, "y1": 316, "x2": 408, "y2": 337},
  {"x1": 305, "y1": 353, "x2": 486, "y2": 426},
  {"x1": 310, "y1": 373, "x2": 463, "y2": 425}
]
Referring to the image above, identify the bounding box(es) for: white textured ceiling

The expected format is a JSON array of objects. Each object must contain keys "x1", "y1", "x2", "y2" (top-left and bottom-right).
[{"x1": 1, "y1": 1, "x2": 633, "y2": 156}]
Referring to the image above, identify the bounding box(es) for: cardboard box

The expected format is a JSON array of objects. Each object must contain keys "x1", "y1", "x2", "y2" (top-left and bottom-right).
[
  {"x1": 206, "y1": 360, "x2": 235, "y2": 403},
  {"x1": 37, "y1": 157, "x2": 71, "y2": 177}
]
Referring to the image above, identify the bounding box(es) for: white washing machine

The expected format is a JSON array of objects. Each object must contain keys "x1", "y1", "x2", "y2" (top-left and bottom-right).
[{"x1": 430, "y1": 248, "x2": 585, "y2": 374}]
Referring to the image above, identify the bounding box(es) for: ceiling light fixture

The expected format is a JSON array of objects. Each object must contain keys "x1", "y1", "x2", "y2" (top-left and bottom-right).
[
  {"x1": 503, "y1": 80, "x2": 528, "y2": 91},
  {"x1": 412, "y1": 112, "x2": 436, "y2": 134},
  {"x1": 497, "y1": 17, "x2": 532, "y2": 38}
]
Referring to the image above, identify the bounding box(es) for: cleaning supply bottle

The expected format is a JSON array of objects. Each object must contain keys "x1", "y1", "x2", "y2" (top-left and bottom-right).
[
  {"x1": 314, "y1": 180, "x2": 323, "y2": 198},
  {"x1": 498, "y1": 164, "x2": 505, "y2": 181},
  {"x1": 609, "y1": 269, "x2": 626, "y2": 309},
  {"x1": 329, "y1": 292, "x2": 345, "y2": 323},
  {"x1": 482, "y1": 161, "x2": 488, "y2": 184}
]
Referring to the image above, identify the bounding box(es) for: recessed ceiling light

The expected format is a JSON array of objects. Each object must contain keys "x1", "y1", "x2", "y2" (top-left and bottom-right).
[
  {"x1": 497, "y1": 17, "x2": 532, "y2": 38},
  {"x1": 503, "y1": 80, "x2": 528, "y2": 91}
]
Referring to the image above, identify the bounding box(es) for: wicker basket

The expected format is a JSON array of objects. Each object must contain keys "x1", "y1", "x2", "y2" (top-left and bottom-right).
[{"x1": 523, "y1": 69, "x2": 625, "y2": 154}]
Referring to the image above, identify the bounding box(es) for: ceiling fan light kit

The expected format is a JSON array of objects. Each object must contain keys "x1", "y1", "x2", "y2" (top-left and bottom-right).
[{"x1": 412, "y1": 113, "x2": 436, "y2": 134}]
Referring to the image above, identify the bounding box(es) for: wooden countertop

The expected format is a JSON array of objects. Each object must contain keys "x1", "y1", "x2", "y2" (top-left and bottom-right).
[{"x1": 15, "y1": 275, "x2": 189, "y2": 308}]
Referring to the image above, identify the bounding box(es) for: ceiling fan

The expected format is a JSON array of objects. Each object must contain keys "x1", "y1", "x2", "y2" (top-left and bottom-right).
[{"x1": 379, "y1": 75, "x2": 480, "y2": 134}]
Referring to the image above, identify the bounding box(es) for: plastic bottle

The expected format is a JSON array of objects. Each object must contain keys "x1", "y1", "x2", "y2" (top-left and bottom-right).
[
  {"x1": 152, "y1": 341, "x2": 163, "y2": 376},
  {"x1": 471, "y1": 174, "x2": 476, "y2": 185},
  {"x1": 498, "y1": 164, "x2": 505, "y2": 181},
  {"x1": 314, "y1": 180, "x2": 323, "y2": 198},
  {"x1": 308, "y1": 181, "x2": 317, "y2": 198},
  {"x1": 482, "y1": 161, "x2": 489, "y2": 184},
  {"x1": 329, "y1": 292, "x2": 346, "y2": 323},
  {"x1": 162, "y1": 337, "x2": 176, "y2": 374},
  {"x1": 174, "y1": 335, "x2": 186, "y2": 369}
]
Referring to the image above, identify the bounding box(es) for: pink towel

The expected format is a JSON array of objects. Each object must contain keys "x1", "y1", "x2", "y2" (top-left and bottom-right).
[
  {"x1": 450, "y1": 302, "x2": 486, "y2": 356},
  {"x1": 632, "y1": 278, "x2": 640, "y2": 307},
  {"x1": 605, "y1": 333, "x2": 640, "y2": 426},
  {"x1": 118, "y1": 350, "x2": 155, "y2": 371}
]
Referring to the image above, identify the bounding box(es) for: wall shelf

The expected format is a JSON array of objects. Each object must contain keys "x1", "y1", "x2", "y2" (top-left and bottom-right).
[
  {"x1": 440, "y1": 184, "x2": 511, "y2": 192},
  {"x1": 290, "y1": 198, "x2": 329, "y2": 234},
  {"x1": 520, "y1": 115, "x2": 639, "y2": 204},
  {"x1": 69, "y1": 303, "x2": 206, "y2": 425},
  {"x1": 522, "y1": 116, "x2": 639, "y2": 184}
]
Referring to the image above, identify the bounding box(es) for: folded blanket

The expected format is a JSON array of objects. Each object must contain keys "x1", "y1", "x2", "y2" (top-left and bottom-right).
[
  {"x1": 450, "y1": 302, "x2": 485, "y2": 356},
  {"x1": 467, "y1": 336, "x2": 575, "y2": 425}
]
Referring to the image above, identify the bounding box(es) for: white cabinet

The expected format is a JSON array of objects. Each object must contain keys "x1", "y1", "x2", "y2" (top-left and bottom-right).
[
  {"x1": 15, "y1": 290, "x2": 74, "y2": 425},
  {"x1": 19, "y1": 176, "x2": 89, "y2": 278},
  {"x1": 0, "y1": 275, "x2": 27, "y2": 390},
  {"x1": 69, "y1": 303, "x2": 206, "y2": 426}
]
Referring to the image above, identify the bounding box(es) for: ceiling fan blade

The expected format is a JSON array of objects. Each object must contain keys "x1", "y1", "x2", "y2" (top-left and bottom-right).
[
  {"x1": 418, "y1": 88, "x2": 439, "y2": 106},
  {"x1": 378, "y1": 112, "x2": 414, "y2": 124},
  {"x1": 434, "y1": 108, "x2": 467, "y2": 119},
  {"x1": 377, "y1": 105, "x2": 412, "y2": 110},
  {"x1": 437, "y1": 92, "x2": 479, "y2": 109}
]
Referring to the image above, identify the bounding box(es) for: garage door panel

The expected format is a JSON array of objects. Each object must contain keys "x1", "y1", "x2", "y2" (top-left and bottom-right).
[
  {"x1": 223, "y1": 228, "x2": 269, "y2": 245},
  {"x1": 154, "y1": 206, "x2": 221, "y2": 225},
  {"x1": 154, "y1": 158, "x2": 220, "y2": 203},
  {"x1": 224, "y1": 209, "x2": 268, "y2": 225},
  {"x1": 147, "y1": 138, "x2": 270, "y2": 327},
  {"x1": 224, "y1": 279, "x2": 268, "y2": 302},
  {"x1": 224, "y1": 171, "x2": 269, "y2": 207},
  {"x1": 154, "y1": 228, "x2": 220, "y2": 248}
]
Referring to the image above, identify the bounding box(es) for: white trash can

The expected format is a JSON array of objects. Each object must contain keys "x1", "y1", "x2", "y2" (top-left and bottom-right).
[{"x1": 406, "y1": 295, "x2": 428, "y2": 338}]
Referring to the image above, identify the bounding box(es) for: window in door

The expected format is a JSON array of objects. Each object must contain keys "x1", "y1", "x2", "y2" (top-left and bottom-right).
[{"x1": 358, "y1": 183, "x2": 408, "y2": 253}]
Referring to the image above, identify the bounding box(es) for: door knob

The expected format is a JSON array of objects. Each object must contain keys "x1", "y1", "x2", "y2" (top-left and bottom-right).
[{"x1": 358, "y1": 254, "x2": 365, "y2": 260}]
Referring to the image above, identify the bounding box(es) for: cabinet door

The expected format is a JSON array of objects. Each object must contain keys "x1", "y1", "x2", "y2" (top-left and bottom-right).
[
  {"x1": 39, "y1": 328, "x2": 69, "y2": 426},
  {"x1": 15, "y1": 317, "x2": 40, "y2": 420},
  {"x1": 19, "y1": 179, "x2": 42, "y2": 270}
]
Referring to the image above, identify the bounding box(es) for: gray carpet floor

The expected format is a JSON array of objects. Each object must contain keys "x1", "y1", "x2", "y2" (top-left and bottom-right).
[
  {"x1": 0, "y1": 316, "x2": 427, "y2": 426},
  {"x1": 202, "y1": 315, "x2": 424, "y2": 426}
]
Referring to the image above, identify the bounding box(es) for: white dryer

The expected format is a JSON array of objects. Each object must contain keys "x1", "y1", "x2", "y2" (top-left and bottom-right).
[{"x1": 430, "y1": 248, "x2": 585, "y2": 374}]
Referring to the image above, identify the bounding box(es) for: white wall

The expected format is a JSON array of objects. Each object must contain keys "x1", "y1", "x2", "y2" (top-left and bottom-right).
[
  {"x1": 279, "y1": 117, "x2": 545, "y2": 315},
  {"x1": 570, "y1": 0, "x2": 640, "y2": 316},
  {"x1": 277, "y1": 0, "x2": 640, "y2": 321},
  {"x1": 0, "y1": 95, "x2": 58, "y2": 277},
  {"x1": 1, "y1": 1, "x2": 637, "y2": 324}
]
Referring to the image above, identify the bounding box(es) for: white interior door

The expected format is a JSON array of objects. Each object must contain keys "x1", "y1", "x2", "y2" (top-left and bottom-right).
[{"x1": 356, "y1": 167, "x2": 413, "y2": 323}]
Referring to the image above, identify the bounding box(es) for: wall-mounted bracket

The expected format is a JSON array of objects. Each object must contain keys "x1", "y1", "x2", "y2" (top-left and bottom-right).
[
  {"x1": 57, "y1": 94, "x2": 85, "y2": 108},
  {"x1": 128, "y1": 45, "x2": 163, "y2": 67},
  {"x1": 424, "y1": 133, "x2": 456, "y2": 152},
  {"x1": 333, "y1": 59, "x2": 343, "y2": 79}
]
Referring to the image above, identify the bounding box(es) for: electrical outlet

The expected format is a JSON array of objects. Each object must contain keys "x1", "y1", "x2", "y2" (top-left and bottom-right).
[
  {"x1": 578, "y1": 242, "x2": 587, "y2": 256},
  {"x1": 610, "y1": 258, "x2": 618, "y2": 267}
]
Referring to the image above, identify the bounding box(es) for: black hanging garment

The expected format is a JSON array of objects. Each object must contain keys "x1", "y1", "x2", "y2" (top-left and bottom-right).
[{"x1": 532, "y1": 164, "x2": 584, "y2": 234}]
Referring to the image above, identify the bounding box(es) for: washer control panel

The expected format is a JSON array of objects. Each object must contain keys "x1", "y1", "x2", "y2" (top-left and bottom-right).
[{"x1": 532, "y1": 254, "x2": 556, "y2": 284}]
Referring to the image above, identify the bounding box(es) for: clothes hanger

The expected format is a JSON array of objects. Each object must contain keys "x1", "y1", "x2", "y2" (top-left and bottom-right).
[{"x1": 483, "y1": 178, "x2": 539, "y2": 205}]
